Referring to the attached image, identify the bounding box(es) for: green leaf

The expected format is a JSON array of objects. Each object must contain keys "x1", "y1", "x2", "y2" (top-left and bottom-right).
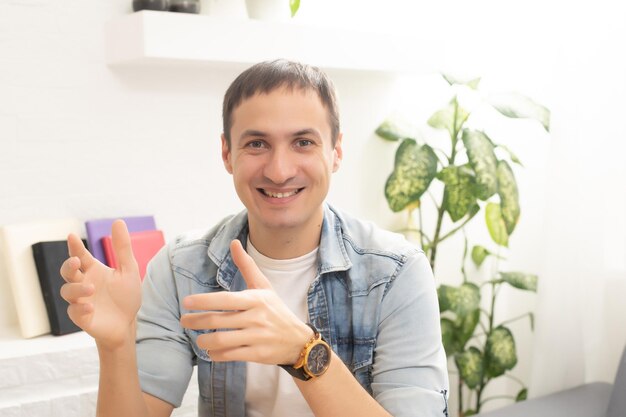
[
  {"x1": 462, "y1": 130, "x2": 498, "y2": 200},
  {"x1": 496, "y1": 144, "x2": 524, "y2": 167},
  {"x1": 488, "y1": 92, "x2": 551, "y2": 132},
  {"x1": 427, "y1": 97, "x2": 469, "y2": 137},
  {"x1": 442, "y1": 73, "x2": 482, "y2": 89},
  {"x1": 455, "y1": 347, "x2": 484, "y2": 389},
  {"x1": 485, "y1": 326, "x2": 517, "y2": 378},
  {"x1": 456, "y1": 308, "x2": 480, "y2": 348},
  {"x1": 438, "y1": 165, "x2": 478, "y2": 222},
  {"x1": 455, "y1": 283, "x2": 481, "y2": 316},
  {"x1": 375, "y1": 119, "x2": 412, "y2": 142},
  {"x1": 441, "y1": 318, "x2": 460, "y2": 356},
  {"x1": 499, "y1": 272, "x2": 538, "y2": 292},
  {"x1": 464, "y1": 410, "x2": 477, "y2": 416},
  {"x1": 438, "y1": 285, "x2": 457, "y2": 312},
  {"x1": 471, "y1": 245, "x2": 491, "y2": 268},
  {"x1": 385, "y1": 139, "x2": 438, "y2": 212},
  {"x1": 438, "y1": 283, "x2": 480, "y2": 316},
  {"x1": 497, "y1": 161, "x2": 520, "y2": 235},
  {"x1": 289, "y1": 0, "x2": 300, "y2": 17},
  {"x1": 485, "y1": 202, "x2": 509, "y2": 247},
  {"x1": 516, "y1": 388, "x2": 528, "y2": 402}
]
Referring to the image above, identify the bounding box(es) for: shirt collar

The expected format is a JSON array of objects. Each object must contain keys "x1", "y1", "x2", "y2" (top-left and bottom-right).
[{"x1": 207, "y1": 204, "x2": 351, "y2": 290}]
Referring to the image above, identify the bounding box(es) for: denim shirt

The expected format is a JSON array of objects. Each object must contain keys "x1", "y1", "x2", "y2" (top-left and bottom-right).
[{"x1": 136, "y1": 204, "x2": 449, "y2": 417}]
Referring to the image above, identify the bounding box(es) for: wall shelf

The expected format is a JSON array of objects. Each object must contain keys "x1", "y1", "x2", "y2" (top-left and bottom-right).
[{"x1": 105, "y1": 11, "x2": 428, "y2": 73}]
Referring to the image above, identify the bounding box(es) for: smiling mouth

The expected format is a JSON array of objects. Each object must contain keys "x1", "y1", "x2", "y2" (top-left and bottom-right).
[{"x1": 259, "y1": 188, "x2": 304, "y2": 198}]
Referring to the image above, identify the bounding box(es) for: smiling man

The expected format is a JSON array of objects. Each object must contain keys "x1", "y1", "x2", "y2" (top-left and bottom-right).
[{"x1": 60, "y1": 60, "x2": 449, "y2": 417}]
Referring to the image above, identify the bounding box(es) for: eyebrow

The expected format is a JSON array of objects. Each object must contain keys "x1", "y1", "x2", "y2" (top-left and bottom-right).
[
  {"x1": 292, "y1": 129, "x2": 322, "y2": 139},
  {"x1": 238, "y1": 128, "x2": 322, "y2": 141}
]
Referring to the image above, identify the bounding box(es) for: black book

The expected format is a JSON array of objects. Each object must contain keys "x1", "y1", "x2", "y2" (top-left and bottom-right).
[{"x1": 31, "y1": 240, "x2": 82, "y2": 336}]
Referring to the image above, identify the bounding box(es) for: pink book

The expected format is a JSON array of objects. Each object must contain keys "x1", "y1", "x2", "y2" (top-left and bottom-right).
[{"x1": 101, "y1": 230, "x2": 165, "y2": 281}]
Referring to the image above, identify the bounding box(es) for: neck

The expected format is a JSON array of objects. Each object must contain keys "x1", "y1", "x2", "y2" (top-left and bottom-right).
[{"x1": 247, "y1": 210, "x2": 324, "y2": 260}]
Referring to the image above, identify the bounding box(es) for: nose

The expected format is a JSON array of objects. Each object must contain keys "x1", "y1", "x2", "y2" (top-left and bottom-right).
[{"x1": 263, "y1": 147, "x2": 297, "y2": 184}]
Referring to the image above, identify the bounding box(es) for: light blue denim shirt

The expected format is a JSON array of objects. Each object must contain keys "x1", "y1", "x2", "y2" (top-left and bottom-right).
[{"x1": 136, "y1": 204, "x2": 449, "y2": 417}]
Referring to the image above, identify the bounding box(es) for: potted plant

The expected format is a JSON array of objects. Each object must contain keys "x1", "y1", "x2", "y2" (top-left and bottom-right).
[
  {"x1": 374, "y1": 74, "x2": 550, "y2": 416},
  {"x1": 245, "y1": 0, "x2": 300, "y2": 21}
]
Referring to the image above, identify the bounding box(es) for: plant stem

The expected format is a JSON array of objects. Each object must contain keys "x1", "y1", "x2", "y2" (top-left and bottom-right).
[
  {"x1": 499, "y1": 312, "x2": 533, "y2": 328},
  {"x1": 429, "y1": 196, "x2": 447, "y2": 272},
  {"x1": 461, "y1": 230, "x2": 468, "y2": 283},
  {"x1": 429, "y1": 98, "x2": 461, "y2": 271},
  {"x1": 437, "y1": 211, "x2": 478, "y2": 245},
  {"x1": 503, "y1": 373, "x2": 526, "y2": 388},
  {"x1": 479, "y1": 395, "x2": 516, "y2": 407},
  {"x1": 458, "y1": 376, "x2": 464, "y2": 417}
]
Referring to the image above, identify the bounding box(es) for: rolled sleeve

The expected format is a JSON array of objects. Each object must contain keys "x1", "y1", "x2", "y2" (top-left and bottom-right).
[
  {"x1": 372, "y1": 251, "x2": 449, "y2": 417},
  {"x1": 136, "y1": 244, "x2": 195, "y2": 408}
]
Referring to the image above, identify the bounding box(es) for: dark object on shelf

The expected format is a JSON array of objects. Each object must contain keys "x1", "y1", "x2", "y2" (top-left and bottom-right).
[
  {"x1": 32, "y1": 240, "x2": 84, "y2": 336},
  {"x1": 169, "y1": 0, "x2": 200, "y2": 13},
  {"x1": 132, "y1": 0, "x2": 170, "y2": 12}
]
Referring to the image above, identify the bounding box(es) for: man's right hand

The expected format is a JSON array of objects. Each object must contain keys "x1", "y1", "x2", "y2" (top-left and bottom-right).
[{"x1": 60, "y1": 219, "x2": 142, "y2": 350}]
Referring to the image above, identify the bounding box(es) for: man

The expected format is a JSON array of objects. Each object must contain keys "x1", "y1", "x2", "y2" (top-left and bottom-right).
[{"x1": 60, "y1": 60, "x2": 449, "y2": 417}]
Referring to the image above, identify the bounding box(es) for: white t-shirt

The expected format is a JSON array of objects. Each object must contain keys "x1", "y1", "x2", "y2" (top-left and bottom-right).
[{"x1": 244, "y1": 239, "x2": 318, "y2": 417}]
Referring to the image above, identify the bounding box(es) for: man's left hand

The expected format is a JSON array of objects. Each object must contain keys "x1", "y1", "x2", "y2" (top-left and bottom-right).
[{"x1": 180, "y1": 239, "x2": 313, "y2": 365}]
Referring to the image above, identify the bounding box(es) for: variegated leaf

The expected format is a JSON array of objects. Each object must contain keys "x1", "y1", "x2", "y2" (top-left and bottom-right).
[
  {"x1": 455, "y1": 347, "x2": 484, "y2": 389},
  {"x1": 441, "y1": 318, "x2": 459, "y2": 356},
  {"x1": 455, "y1": 283, "x2": 481, "y2": 316},
  {"x1": 438, "y1": 165, "x2": 478, "y2": 222},
  {"x1": 485, "y1": 326, "x2": 517, "y2": 378},
  {"x1": 499, "y1": 272, "x2": 538, "y2": 292},
  {"x1": 497, "y1": 160, "x2": 520, "y2": 235},
  {"x1": 375, "y1": 119, "x2": 410, "y2": 142},
  {"x1": 442, "y1": 73, "x2": 482, "y2": 89},
  {"x1": 456, "y1": 308, "x2": 480, "y2": 348},
  {"x1": 438, "y1": 284, "x2": 457, "y2": 312},
  {"x1": 488, "y1": 92, "x2": 551, "y2": 132},
  {"x1": 463, "y1": 130, "x2": 498, "y2": 200},
  {"x1": 427, "y1": 97, "x2": 469, "y2": 137},
  {"x1": 385, "y1": 139, "x2": 438, "y2": 212},
  {"x1": 485, "y1": 202, "x2": 509, "y2": 247},
  {"x1": 496, "y1": 144, "x2": 524, "y2": 167},
  {"x1": 471, "y1": 245, "x2": 491, "y2": 268}
]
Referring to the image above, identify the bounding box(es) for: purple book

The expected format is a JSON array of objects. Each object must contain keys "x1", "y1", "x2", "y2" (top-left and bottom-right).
[{"x1": 85, "y1": 216, "x2": 156, "y2": 264}]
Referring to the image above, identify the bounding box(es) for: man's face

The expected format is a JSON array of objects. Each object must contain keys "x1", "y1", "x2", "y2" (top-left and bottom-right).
[{"x1": 222, "y1": 87, "x2": 342, "y2": 235}]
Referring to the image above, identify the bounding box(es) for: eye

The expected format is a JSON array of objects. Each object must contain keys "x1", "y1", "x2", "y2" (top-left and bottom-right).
[
  {"x1": 296, "y1": 139, "x2": 314, "y2": 147},
  {"x1": 246, "y1": 140, "x2": 266, "y2": 149}
]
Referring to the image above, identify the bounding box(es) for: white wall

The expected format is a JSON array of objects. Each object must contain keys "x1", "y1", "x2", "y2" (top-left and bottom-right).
[{"x1": 1, "y1": 0, "x2": 625, "y2": 415}]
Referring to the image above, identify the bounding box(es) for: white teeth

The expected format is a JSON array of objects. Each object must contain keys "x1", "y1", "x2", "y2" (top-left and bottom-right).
[{"x1": 263, "y1": 189, "x2": 300, "y2": 198}]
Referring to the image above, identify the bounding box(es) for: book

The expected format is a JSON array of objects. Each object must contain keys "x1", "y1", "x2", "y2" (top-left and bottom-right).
[
  {"x1": 101, "y1": 230, "x2": 165, "y2": 280},
  {"x1": 0, "y1": 219, "x2": 83, "y2": 338},
  {"x1": 85, "y1": 216, "x2": 156, "y2": 265},
  {"x1": 32, "y1": 240, "x2": 83, "y2": 336}
]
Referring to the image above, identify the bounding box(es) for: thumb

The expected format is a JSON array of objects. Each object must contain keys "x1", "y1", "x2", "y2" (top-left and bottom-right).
[
  {"x1": 111, "y1": 219, "x2": 139, "y2": 274},
  {"x1": 230, "y1": 239, "x2": 272, "y2": 290}
]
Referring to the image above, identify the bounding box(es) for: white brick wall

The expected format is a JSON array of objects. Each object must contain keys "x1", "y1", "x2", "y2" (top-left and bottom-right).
[{"x1": 0, "y1": 0, "x2": 420, "y2": 414}]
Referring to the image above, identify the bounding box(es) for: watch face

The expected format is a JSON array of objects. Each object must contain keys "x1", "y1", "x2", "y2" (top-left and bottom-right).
[{"x1": 306, "y1": 343, "x2": 330, "y2": 376}]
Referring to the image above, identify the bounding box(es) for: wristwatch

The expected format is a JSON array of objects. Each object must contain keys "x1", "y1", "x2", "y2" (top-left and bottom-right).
[{"x1": 279, "y1": 323, "x2": 331, "y2": 381}]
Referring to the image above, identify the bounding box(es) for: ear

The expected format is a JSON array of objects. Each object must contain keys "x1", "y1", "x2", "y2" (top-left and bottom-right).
[
  {"x1": 221, "y1": 134, "x2": 233, "y2": 174},
  {"x1": 332, "y1": 133, "x2": 343, "y2": 173}
]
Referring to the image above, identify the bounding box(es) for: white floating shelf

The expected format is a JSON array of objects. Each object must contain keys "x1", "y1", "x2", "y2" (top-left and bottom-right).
[{"x1": 105, "y1": 11, "x2": 428, "y2": 73}]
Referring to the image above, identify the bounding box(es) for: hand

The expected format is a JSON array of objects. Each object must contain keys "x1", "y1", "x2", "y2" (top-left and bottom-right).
[
  {"x1": 180, "y1": 239, "x2": 313, "y2": 365},
  {"x1": 60, "y1": 220, "x2": 142, "y2": 350}
]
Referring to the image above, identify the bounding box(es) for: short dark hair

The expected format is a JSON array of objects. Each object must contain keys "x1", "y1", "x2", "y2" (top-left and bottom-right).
[{"x1": 222, "y1": 59, "x2": 340, "y2": 147}]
